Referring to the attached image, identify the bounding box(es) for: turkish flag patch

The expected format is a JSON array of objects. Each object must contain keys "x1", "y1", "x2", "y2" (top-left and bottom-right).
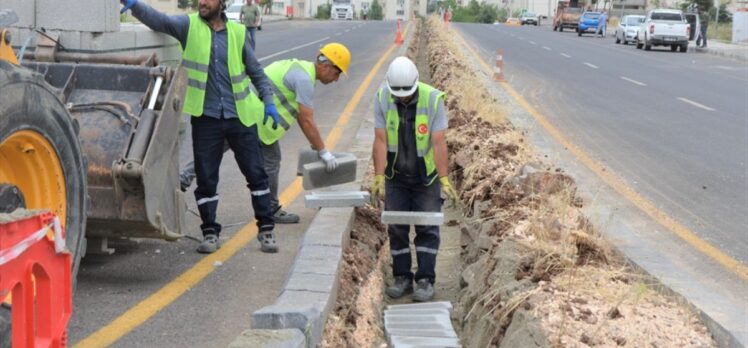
[{"x1": 418, "y1": 124, "x2": 428, "y2": 135}]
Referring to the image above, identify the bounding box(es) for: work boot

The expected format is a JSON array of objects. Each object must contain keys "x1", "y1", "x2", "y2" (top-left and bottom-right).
[
  {"x1": 273, "y1": 207, "x2": 300, "y2": 224},
  {"x1": 258, "y1": 230, "x2": 279, "y2": 253},
  {"x1": 385, "y1": 276, "x2": 413, "y2": 299},
  {"x1": 179, "y1": 171, "x2": 194, "y2": 192},
  {"x1": 197, "y1": 234, "x2": 220, "y2": 254},
  {"x1": 413, "y1": 278, "x2": 435, "y2": 302}
]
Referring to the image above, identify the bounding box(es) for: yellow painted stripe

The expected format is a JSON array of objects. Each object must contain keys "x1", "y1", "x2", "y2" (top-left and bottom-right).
[
  {"x1": 73, "y1": 27, "x2": 407, "y2": 348},
  {"x1": 451, "y1": 29, "x2": 748, "y2": 282}
]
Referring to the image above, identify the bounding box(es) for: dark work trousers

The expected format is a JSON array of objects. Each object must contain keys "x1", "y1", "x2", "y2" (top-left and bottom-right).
[
  {"x1": 191, "y1": 116, "x2": 275, "y2": 237},
  {"x1": 385, "y1": 175, "x2": 443, "y2": 283},
  {"x1": 260, "y1": 141, "x2": 282, "y2": 212}
]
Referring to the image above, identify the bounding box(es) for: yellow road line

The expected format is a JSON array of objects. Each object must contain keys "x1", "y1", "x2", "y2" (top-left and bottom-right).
[
  {"x1": 452, "y1": 29, "x2": 748, "y2": 282},
  {"x1": 73, "y1": 27, "x2": 407, "y2": 348}
]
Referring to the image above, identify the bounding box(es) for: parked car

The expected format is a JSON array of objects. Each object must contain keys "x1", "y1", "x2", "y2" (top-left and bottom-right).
[
  {"x1": 520, "y1": 12, "x2": 539, "y2": 25},
  {"x1": 615, "y1": 15, "x2": 645, "y2": 44},
  {"x1": 553, "y1": 6, "x2": 582, "y2": 32},
  {"x1": 506, "y1": 17, "x2": 521, "y2": 26},
  {"x1": 636, "y1": 9, "x2": 690, "y2": 52},
  {"x1": 577, "y1": 11, "x2": 602, "y2": 36}
]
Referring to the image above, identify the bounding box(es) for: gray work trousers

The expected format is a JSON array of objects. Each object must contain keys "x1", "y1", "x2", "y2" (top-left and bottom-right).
[{"x1": 180, "y1": 140, "x2": 282, "y2": 212}]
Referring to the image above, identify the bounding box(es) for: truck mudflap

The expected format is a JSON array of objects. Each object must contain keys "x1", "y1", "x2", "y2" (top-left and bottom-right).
[{"x1": 22, "y1": 60, "x2": 188, "y2": 242}]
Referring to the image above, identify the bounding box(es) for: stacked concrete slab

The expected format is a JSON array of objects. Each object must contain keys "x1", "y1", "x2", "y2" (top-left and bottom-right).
[{"x1": 385, "y1": 302, "x2": 461, "y2": 347}]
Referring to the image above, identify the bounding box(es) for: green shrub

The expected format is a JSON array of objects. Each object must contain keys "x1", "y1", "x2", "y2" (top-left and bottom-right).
[
  {"x1": 370, "y1": 0, "x2": 384, "y2": 20},
  {"x1": 316, "y1": 3, "x2": 332, "y2": 19}
]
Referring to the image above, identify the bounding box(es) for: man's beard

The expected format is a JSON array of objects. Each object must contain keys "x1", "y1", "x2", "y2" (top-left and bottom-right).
[{"x1": 199, "y1": 4, "x2": 222, "y2": 21}]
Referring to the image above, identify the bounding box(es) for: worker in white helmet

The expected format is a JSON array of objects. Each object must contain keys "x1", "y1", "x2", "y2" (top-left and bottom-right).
[{"x1": 370, "y1": 56, "x2": 458, "y2": 302}]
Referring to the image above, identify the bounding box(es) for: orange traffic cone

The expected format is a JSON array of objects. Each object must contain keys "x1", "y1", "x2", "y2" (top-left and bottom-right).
[{"x1": 395, "y1": 19, "x2": 404, "y2": 45}]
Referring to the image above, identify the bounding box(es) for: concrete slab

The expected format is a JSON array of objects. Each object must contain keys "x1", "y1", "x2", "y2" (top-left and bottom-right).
[
  {"x1": 284, "y1": 272, "x2": 336, "y2": 293},
  {"x1": 251, "y1": 290, "x2": 331, "y2": 345},
  {"x1": 384, "y1": 314, "x2": 453, "y2": 325},
  {"x1": 384, "y1": 308, "x2": 451, "y2": 316},
  {"x1": 304, "y1": 191, "x2": 371, "y2": 208},
  {"x1": 228, "y1": 329, "x2": 305, "y2": 348},
  {"x1": 384, "y1": 321, "x2": 455, "y2": 331},
  {"x1": 381, "y1": 211, "x2": 444, "y2": 226},
  {"x1": 302, "y1": 155, "x2": 357, "y2": 190},
  {"x1": 390, "y1": 335, "x2": 461, "y2": 347},
  {"x1": 386, "y1": 301, "x2": 453, "y2": 313},
  {"x1": 288, "y1": 256, "x2": 340, "y2": 275},
  {"x1": 299, "y1": 207, "x2": 354, "y2": 248},
  {"x1": 386, "y1": 329, "x2": 458, "y2": 339},
  {"x1": 296, "y1": 149, "x2": 350, "y2": 175}
]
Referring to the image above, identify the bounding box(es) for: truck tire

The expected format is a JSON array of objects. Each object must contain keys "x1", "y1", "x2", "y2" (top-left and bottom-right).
[
  {"x1": 0, "y1": 304, "x2": 9, "y2": 348},
  {"x1": 0, "y1": 60, "x2": 88, "y2": 282},
  {"x1": 636, "y1": 38, "x2": 643, "y2": 49},
  {"x1": 671, "y1": 45, "x2": 678, "y2": 51},
  {"x1": 680, "y1": 44, "x2": 688, "y2": 52},
  {"x1": 644, "y1": 36, "x2": 652, "y2": 50}
]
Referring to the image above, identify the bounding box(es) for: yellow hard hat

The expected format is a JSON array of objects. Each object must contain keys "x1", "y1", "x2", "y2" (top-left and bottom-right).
[{"x1": 319, "y1": 43, "x2": 351, "y2": 74}]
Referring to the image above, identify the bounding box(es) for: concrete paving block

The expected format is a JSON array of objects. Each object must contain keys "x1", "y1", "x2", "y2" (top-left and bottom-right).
[
  {"x1": 384, "y1": 308, "x2": 451, "y2": 317},
  {"x1": 289, "y1": 256, "x2": 340, "y2": 275},
  {"x1": 384, "y1": 314, "x2": 453, "y2": 326},
  {"x1": 296, "y1": 149, "x2": 350, "y2": 175},
  {"x1": 305, "y1": 191, "x2": 370, "y2": 208},
  {"x1": 300, "y1": 207, "x2": 353, "y2": 248},
  {"x1": 386, "y1": 301, "x2": 453, "y2": 313},
  {"x1": 381, "y1": 211, "x2": 444, "y2": 226},
  {"x1": 302, "y1": 155, "x2": 357, "y2": 190},
  {"x1": 386, "y1": 328, "x2": 458, "y2": 339},
  {"x1": 385, "y1": 321, "x2": 454, "y2": 331},
  {"x1": 295, "y1": 245, "x2": 343, "y2": 263},
  {"x1": 251, "y1": 290, "x2": 333, "y2": 347},
  {"x1": 284, "y1": 272, "x2": 336, "y2": 293},
  {"x1": 228, "y1": 329, "x2": 305, "y2": 348},
  {"x1": 390, "y1": 335, "x2": 461, "y2": 347}
]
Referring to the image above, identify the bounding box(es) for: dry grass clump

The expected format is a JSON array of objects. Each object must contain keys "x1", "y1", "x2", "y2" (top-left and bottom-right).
[{"x1": 424, "y1": 16, "x2": 716, "y2": 348}]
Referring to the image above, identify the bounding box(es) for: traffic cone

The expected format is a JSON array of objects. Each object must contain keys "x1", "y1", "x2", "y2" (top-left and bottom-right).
[{"x1": 395, "y1": 19, "x2": 404, "y2": 45}]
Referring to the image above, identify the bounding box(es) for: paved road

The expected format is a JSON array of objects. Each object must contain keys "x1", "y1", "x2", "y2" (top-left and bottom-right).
[
  {"x1": 455, "y1": 23, "x2": 747, "y2": 267},
  {"x1": 69, "y1": 19, "x2": 397, "y2": 347}
]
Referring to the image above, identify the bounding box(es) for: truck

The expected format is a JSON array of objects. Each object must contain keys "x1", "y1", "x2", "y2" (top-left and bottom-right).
[
  {"x1": 1, "y1": 6, "x2": 187, "y2": 344},
  {"x1": 331, "y1": 0, "x2": 354, "y2": 20},
  {"x1": 636, "y1": 9, "x2": 690, "y2": 52},
  {"x1": 553, "y1": 1, "x2": 583, "y2": 32}
]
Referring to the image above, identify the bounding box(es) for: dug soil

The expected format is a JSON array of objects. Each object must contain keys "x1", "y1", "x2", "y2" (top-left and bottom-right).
[{"x1": 320, "y1": 17, "x2": 717, "y2": 348}]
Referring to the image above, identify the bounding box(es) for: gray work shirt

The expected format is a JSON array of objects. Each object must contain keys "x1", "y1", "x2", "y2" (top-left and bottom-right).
[
  {"x1": 283, "y1": 66, "x2": 315, "y2": 109},
  {"x1": 374, "y1": 88, "x2": 448, "y2": 177},
  {"x1": 130, "y1": 2, "x2": 273, "y2": 119}
]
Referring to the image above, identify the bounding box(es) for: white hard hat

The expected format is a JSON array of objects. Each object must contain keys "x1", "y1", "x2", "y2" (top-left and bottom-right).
[{"x1": 386, "y1": 56, "x2": 419, "y2": 98}]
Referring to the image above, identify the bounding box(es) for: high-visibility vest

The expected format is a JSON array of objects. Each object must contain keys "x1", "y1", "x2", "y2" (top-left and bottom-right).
[
  {"x1": 257, "y1": 59, "x2": 316, "y2": 145},
  {"x1": 181, "y1": 13, "x2": 255, "y2": 127},
  {"x1": 377, "y1": 82, "x2": 445, "y2": 186}
]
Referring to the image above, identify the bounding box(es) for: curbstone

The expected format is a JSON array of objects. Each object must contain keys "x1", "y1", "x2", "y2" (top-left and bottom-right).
[
  {"x1": 228, "y1": 329, "x2": 305, "y2": 348},
  {"x1": 304, "y1": 191, "x2": 370, "y2": 208},
  {"x1": 381, "y1": 211, "x2": 444, "y2": 226},
  {"x1": 390, "y1": 335, "x2": 462, "y2": 347},
  {"x1": 284, "y1": 272, "x2": 336, "y2": 293},
  {"x1": 384, "y1": 308, "x2": 451, "y2": 316},
  {"x1": 299, "y1": 207, "x2": 354, "y2": 248},
  {"x1": 386, "y1": 328, "x2": 458, "y2": 339},
  {"x1": 251, "y1": 290, "x2": 330, "y2": 345},
  {"x1": 302, "y1": 155, "x2": 357, "y2": 190}
]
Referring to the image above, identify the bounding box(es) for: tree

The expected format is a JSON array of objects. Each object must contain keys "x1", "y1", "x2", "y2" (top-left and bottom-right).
[
  {"x1": 370, "y1": 0, "x2": 384, "y2": 20},
  {"x1": 316, "y1": 3, "x2": 332, "y2": 19},
  {"x1": 178, "y1": 0, "x2": 191, "y2": 9}
]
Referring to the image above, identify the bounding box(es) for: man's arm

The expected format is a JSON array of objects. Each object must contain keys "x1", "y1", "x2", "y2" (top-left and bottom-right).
[
  {"x1": 254, "y1": 5, "x2": 262, "y2": 26},
  {"x1": 130, "y1": 1, "x2": 189, "y2": 47},
  {"x1": 373, "y1": 128, "x2": 387, "y2": 175},
  {"x1": 432, "y1": 130, "x2": 449, "y2": 178},
  {"x1": 297, "y1": 105, "x2": 325, "y2": 150},
  {"x1": 242, "y1": 37, "x2": 274, "y2": 105}
]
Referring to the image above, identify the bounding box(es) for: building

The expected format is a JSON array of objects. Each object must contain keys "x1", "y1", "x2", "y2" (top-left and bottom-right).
[{"x1": 143, "y1": 0, "x2": 180, "y2": 14}]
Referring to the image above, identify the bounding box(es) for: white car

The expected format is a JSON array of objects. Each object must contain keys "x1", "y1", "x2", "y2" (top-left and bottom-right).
[{"x1": 615, "y1": 15, "x2": 644, "y2": 45}]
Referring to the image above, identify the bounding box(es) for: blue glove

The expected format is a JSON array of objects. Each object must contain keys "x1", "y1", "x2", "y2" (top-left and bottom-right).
[
  {"x1": 120, "y1": 0, "x2": 137, "y2": 14},
  {"x1": 264, "y1": 104, "x2": 281, "y2": 130}
]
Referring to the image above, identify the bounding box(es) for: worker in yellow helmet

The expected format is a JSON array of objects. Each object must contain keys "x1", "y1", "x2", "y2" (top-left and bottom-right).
[{"x1": 181, "y1": 43, "x2": 351, "y2": 228}]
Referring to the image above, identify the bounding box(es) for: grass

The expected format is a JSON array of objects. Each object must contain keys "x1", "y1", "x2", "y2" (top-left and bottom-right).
[{"x1": 707, "y1": 22, "x2": 733, "y2": 42}]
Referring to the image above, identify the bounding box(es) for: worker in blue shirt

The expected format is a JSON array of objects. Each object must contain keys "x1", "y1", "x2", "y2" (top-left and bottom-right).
[{"x1": 121, "y1": 0, "x2": 281, "y2": 254}]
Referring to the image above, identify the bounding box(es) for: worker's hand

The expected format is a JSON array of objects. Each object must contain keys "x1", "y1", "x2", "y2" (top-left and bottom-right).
[
  {"x1": 440, "y1": 176, "x2": 458, "y2": 206},
  {"x1": 318, "y1": 149, "x2": 338, "y2": 173},
  {"x1": 370, "y1": 174, "x2": 385, "y2": 207},
  {"x1": 264, "y1": 104, "x2": 281, "y2": 130},
  {"x1": 120, "y1": 0, "x2": 137, "y2": 14}
]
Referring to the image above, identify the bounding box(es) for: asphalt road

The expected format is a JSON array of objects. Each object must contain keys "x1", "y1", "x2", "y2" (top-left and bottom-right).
[
  {"x1": 69, "y1": 19, "x2": 398, "y2": 347},
  {"x1": 454, "y1": 23, "x2": 747, "y2": 266}
]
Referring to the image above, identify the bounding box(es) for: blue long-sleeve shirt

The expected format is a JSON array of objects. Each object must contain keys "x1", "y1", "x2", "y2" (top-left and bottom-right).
[{"x1": 130, "y1": 2, "x2": 273, "y2": 119}]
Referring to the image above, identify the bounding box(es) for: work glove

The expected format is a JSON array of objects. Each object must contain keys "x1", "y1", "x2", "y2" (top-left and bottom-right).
[
  {"x1": 264, "y1": 104, "x2": 281, "y2": 130},
  {"x1": 440, "y1": 176, "x2": 458, "y2": 206},
  {"x1": 120, "y1": 0, "x2": 137, "y2": 14},
  {"x1": 318, "y1": 149, "x2": 338, "y2": 173},
  {"x1": 370, "y1": 174, "x2": 385, "y2": 207}
]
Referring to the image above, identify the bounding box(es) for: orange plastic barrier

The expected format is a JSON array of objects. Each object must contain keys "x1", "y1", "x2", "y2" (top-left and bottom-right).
[
  {"x1": 0, "y1": 212, "x2": 72, "y2": 348},
  {"x1": 395, "y1": 19, "x2": 404, "y2": 45}
]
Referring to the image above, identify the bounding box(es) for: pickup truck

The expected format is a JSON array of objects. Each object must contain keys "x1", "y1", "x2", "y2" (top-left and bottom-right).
[
  {"x1": 636, "y1": 9, "x2": 690, "y2": 52},
  {"x1": 553, "y1": 6, "x2": 582, "y2": 32}
]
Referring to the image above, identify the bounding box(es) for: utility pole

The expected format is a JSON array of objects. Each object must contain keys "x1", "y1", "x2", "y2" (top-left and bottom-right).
[{"x1": 713, "y1": 0, "x2": 720, "y2": 40}]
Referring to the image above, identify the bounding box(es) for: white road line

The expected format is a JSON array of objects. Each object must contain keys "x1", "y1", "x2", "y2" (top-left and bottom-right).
[
  {"x1": 677, "y1": 97, "x2": 716, "y2": 111},
  {"x1": 620, "y1": 76, "x2": 647, "y2": 86},
  {"x1": 259, "y1": 37, "x2": 330, "y2": 62},
  {"x1": 584, "y1": 62, "x2": 599, "y2": 69},
  {"x1": 345, "y1": 29, "x2": 350, "y2": 32},
  {"x1": 542, "y1": 46, "x2": 551, "y2": 50},
  {"x1": 529, "y1": 40, "x2": 537, "y2": 45},
  {"x1": 561, "y1": 53, "x2": 571, "y2": 58},
  {"x1": 336, "y1": 33, "x2": 342, "y2": 36}
]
